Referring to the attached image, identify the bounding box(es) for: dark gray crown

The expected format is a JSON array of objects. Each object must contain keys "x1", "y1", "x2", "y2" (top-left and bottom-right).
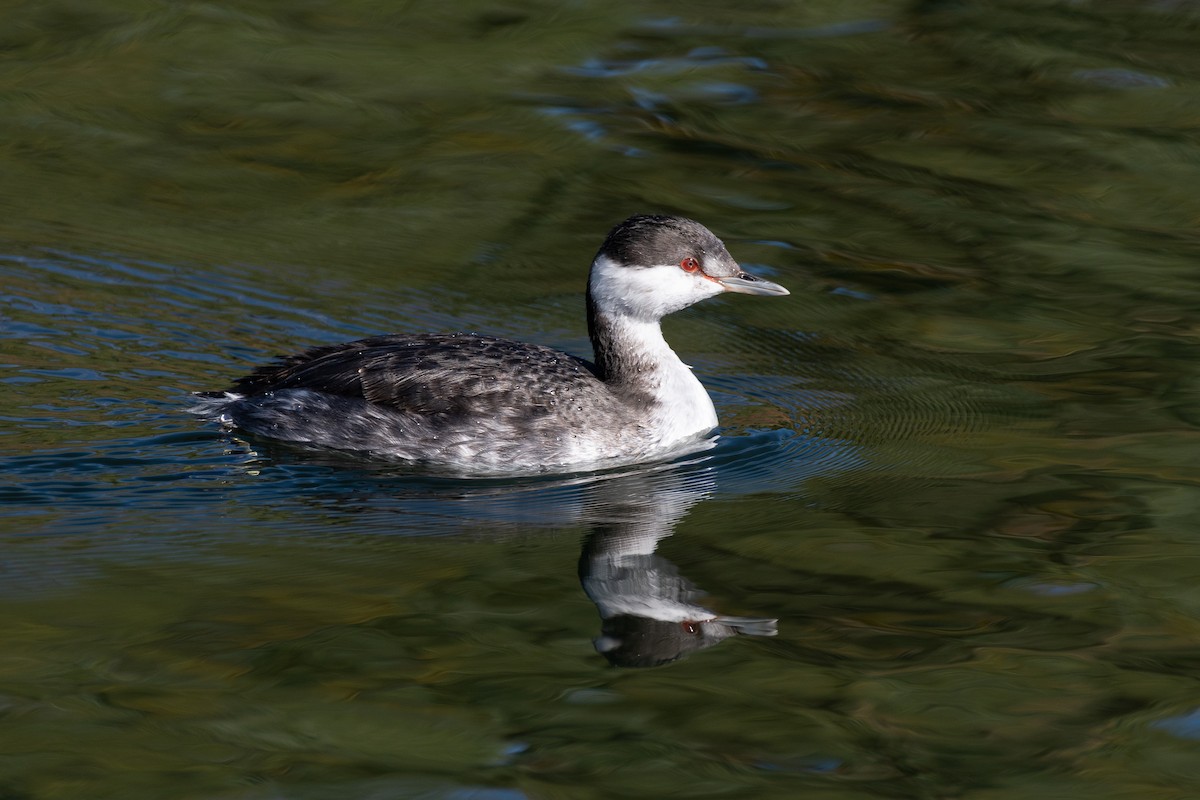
[{"x1": 597, "y1": 215, "x2": 727, "y2": 268}]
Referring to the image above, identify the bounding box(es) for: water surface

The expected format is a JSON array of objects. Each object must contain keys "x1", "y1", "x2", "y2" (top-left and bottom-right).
[{"x1": 4, "y1": 1, "x2": 1200, "y2": 797}]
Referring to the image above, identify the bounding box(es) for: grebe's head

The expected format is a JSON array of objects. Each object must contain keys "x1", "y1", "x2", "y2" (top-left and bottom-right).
[{"x1": 587, "y1": 215, "x2": 788, "y2": 322}]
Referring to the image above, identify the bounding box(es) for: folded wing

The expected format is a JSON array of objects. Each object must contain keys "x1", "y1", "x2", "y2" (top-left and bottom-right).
[{"x1": 226, "y1": 333, "x2": 602, "y2": 421}]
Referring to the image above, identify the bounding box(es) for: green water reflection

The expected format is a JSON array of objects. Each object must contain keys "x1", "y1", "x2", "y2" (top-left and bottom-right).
[{"x1": 4, "y1": 0, "x2": 1200, "y2": 797}]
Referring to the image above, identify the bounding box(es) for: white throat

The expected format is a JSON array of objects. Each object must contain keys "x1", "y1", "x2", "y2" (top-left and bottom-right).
[{"x1": 588, "y1": 256, "x2": 720, "y2": 444}]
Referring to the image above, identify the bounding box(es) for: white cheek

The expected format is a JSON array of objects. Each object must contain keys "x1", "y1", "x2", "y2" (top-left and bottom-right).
[
  {"x1": 660, "y1": 268, "x2": 724, "y2": 309},
  {"x1": 590, "y1": 256, "x2": 723, "y2": 319}
]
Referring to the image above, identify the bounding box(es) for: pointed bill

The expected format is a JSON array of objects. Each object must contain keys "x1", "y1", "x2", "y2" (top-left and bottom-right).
[{"x1": 717, "y1": 270, "x2": 789, "y2": 296}]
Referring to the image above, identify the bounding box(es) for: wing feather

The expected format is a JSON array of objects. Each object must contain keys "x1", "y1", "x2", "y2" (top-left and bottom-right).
[{"x1": 227, "y1": 333, "x2": 602, "y2": 419}]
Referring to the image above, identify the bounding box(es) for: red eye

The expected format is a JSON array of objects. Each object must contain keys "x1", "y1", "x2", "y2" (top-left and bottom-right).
[
  {"x1": 680, "y1": 257, "x2": 700, "y2": 273},
  {"x1": 682, "y1": 621, "x2": 700, "y2": 635}
]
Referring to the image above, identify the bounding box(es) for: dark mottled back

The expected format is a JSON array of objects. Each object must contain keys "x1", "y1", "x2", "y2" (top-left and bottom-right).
[
  {"x1": 597, "y1": 215, "x2": 727, "y2": 268},
  {"x1": 219, "y1": 333, "x2": 607, "y2": 423}
]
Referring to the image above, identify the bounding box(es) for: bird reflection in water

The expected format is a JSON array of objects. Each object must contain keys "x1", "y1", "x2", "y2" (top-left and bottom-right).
[{"x1": 576, "y1": 465, "x2": 778, "y2": 668}]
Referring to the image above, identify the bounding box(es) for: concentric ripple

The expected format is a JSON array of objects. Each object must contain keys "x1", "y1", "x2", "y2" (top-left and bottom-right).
[{"x1": 701, "y1": 322, "x2": 1050, "y2": 504}]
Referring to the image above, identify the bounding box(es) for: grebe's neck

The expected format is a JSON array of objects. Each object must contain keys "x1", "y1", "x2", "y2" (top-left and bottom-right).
[
  {"x1": 585, "y1": 258, "x2": 718, "y2": 436},
  {"x1": 587, "y1": 304, "x2": 672, "y2": 386},
  {"x1": 586, "y1": 254, "x2": 676, "y2": 387}
]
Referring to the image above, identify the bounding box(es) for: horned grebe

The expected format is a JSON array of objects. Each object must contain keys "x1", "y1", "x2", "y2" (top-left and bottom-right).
[{"x1": 193, "y1": 215, "x2": 788, "y2": 473}]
